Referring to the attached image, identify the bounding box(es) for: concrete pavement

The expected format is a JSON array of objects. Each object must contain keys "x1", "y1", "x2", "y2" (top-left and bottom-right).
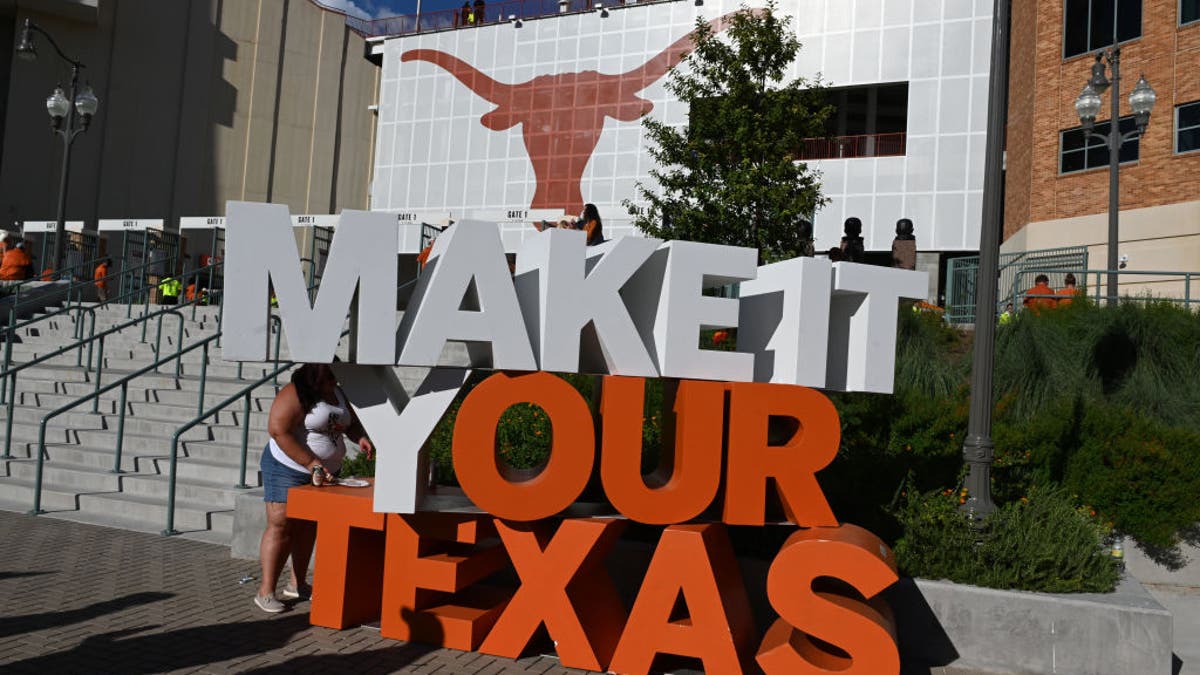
[{"x1": 1127, "y1": 541, "x2": 1200, "y2": 675}]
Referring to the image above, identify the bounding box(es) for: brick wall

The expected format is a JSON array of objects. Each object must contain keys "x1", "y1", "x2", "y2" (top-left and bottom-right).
[{"x1": 1004, "y1": 0, "x2": 1200, "y2": 240}]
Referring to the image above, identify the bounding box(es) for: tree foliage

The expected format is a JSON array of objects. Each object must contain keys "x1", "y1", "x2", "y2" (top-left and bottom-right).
[{"x1": 627, "y1": 1, "x2": 832, "y2": 263}]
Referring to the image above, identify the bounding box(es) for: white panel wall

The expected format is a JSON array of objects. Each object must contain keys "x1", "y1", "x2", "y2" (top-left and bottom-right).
[{"x1": 374, "y1": 0, "x2": 991, "y2": 252}]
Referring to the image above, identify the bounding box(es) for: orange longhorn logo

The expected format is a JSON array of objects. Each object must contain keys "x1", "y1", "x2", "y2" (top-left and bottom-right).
[{"x1": 400, "y1": 12, "x2": 742, "y2": 213}]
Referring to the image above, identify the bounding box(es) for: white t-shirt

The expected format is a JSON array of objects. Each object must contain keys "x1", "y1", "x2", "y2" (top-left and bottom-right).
[{"x1": 268, "y1": 388, "x2": 351, "y2": 474}]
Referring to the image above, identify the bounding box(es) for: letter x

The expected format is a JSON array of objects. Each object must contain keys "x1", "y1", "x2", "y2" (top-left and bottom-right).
[{"x1": 480, "y1": 518, "x2": 627, "y2": 671}]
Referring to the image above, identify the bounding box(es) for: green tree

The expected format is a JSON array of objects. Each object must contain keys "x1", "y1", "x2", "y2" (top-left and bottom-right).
[{"x1": 627, "y1": 1, "x2": 832, "y2": 263}]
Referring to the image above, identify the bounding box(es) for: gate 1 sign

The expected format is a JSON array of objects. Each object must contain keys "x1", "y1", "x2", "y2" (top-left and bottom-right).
[{"x1": 224, "y1": 202, "x2": 926, "y2": 674}]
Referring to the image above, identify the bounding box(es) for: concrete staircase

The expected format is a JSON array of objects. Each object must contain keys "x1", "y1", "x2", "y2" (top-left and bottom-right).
[{"x1": 0, "y1": 302, "x2": 292, "y2": 544}]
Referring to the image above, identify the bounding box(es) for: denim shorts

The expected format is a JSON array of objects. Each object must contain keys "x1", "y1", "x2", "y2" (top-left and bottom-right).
[{"x1": 260, "y1": 446, "x2": 312, "y2": 503}]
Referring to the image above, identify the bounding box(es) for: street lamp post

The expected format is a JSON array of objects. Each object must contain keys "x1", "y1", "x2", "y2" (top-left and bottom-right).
[
  {"x1": 15, "y1": 18, "x2": 99, "y2": 278},
  {"x1": 1073, "y1": 43, "x2": 1156, "y2": 305},
  {"x1": 959, "y1": 0, "x2": 1010, "y2": 519}
]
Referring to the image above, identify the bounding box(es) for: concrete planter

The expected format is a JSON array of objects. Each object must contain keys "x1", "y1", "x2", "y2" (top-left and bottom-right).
[{"x1": 888, "y1": 575, "x2": 1173, "y2": 674}]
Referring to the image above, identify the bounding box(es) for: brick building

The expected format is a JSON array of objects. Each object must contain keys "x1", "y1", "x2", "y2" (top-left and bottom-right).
[{"x1": 1004, "y1": 0, "x2": 1200, "y2": 297}]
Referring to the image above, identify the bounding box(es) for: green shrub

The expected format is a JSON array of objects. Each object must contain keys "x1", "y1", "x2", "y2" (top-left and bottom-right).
[
  {"x1": 1064, "y1": 404, "x2": 1200, "y2": 552},
  {"x1": 894, "y1": 484, "x2": 1120, "y2": 593},
  {"x1": 339, "y1": 449, "x2": 375, "y2": 478}
]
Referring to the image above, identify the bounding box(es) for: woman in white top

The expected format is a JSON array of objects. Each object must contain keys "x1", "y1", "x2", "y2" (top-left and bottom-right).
[{"x1": 255, "y1": 363, "x2": 373, "y2": 613}]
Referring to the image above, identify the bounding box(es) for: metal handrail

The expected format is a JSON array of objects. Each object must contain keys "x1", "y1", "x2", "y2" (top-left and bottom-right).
[
  {"x1": 1009, "y1": 268, "x2": 1198, "y2": 309},
  {"x1": 0, "y1": 264, "x2": 213, "y2": 411},
  {"x1": 164, "y1": 360, "x2": 296, "y2": 535},
  {"x1": 1, "y1": 304, "x2": 190, "y2": 458},
  {"x1": 0, "y1": 252, "x2": 107, "y2": 308},
  {"x1": 2, "y1": 255, "x2": 178, "y2": 341},
  {"x1": 29, "y1": 334, "x2": 221, "y2": 514}
]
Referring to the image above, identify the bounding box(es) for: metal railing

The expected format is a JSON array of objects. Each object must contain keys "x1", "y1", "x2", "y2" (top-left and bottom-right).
[
  {"x1": 14, "y1": 266, "x2": 420, "y2": 533},
  {"x1": 945, "y1": 245, "x2": 1090, "y2": 323},
  {"x1": 29, "y1": 334, "x2": 218, "y2": 514},
  {"x1": 1, "y1": 301, "x2": 201, "y2": 458},
  {"x1": 0, "y1": 259, "x2": 216, "y2": 405},
  {"x1": 0, "y1": 251, "x2": 107, "y2": 305},
  {"x1": 25, "y1": 314, "x2": 288, "y2": 516},
  {"x1": 1008, "y1": 268, "x2": 1198, "y2": 310},
  {"x1": 164, "y1": 360, "x2": 296, "y2": 535},
  {"x1": 348, "y1": 0, "x2": 677, "y2": 37},
  {"x1": 796, "y1": 132, "x2": 907, "y2": 161}
]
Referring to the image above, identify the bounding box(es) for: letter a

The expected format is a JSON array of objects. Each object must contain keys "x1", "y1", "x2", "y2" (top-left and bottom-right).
[{"x1": 609, "y1": 524, "x2": 757, "y2": 674}]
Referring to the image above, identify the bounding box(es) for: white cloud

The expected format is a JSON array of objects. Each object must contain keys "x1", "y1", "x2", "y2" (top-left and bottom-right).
[{"x1": 319, "y1": 0, "x2": 386, "y2": 19}]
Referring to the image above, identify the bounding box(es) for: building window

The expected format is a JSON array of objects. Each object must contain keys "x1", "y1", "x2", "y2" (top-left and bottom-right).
[
  {"x1": 1059, "y1": 116, "x2": 1140, "y2": 173},
  {"x1": 1184, "y1": 0, "x2": 1200, "y2": 25},
  {"x1": 1178, "y1": 102, "x2": 1200, "y2": 154},
  {"x1": 824, "y1": 82, "x2": 909, "y2": 137},
  {"x1": 1063, "y1": 0, "x2": 1142, "y2": 59}
]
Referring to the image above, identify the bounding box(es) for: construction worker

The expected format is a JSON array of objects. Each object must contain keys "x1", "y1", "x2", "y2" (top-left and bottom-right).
[
  {"x1": 1022, "y1": 274, "x2": 1058, "y2": 313},
  {"x1": 94, "y1": 258, "x2": 111, "y2": 302},
  {"x1": 158, "y1": 275, "x2": 182, "y2": 305},
  {"x1": 1057, "y1": 273, "x2": 1082, "y2": 307},
  {"x1": 0, "y1": 241, "x2": 33, "y2": 281}
]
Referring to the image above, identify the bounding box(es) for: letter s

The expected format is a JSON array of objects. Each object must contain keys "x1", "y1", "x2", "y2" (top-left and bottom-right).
[{"x1": 757, "y1": 524, "x2": 899, "y2": 675}]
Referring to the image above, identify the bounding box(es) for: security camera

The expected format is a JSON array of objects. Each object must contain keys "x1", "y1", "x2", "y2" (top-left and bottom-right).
[{"x1": 1118, "y1": 254, "x2": 1129, "y2": 270}]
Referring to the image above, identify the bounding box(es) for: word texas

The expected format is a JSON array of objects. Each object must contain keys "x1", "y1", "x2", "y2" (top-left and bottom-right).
[{"x1": 223, "y1": 203, "x2": 927, "y2": 393}]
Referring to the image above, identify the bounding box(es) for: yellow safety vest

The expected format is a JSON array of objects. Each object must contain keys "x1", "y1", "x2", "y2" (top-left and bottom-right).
[{"x1": 159, "y1": 277, "x2": 182, "y2": 297}]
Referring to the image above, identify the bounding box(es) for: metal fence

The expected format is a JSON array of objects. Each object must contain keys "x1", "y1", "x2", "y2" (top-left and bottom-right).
[
  {"x1": 945, "y1": 245, "x2": 1090, "y2": 323},
  {"x1": 796, "y1": 132, "x2": 907, "y2": 161}
]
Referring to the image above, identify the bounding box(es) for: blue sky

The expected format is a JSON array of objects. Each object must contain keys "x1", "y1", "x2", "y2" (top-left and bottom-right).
[{"x1": 322, "y1": 0, "x2": 466, "y2": 19}]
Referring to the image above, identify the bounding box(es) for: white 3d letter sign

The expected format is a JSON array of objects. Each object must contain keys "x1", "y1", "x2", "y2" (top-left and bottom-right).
[{"x1": 222, "y1": 201, "x2": 928, "y2": 513}]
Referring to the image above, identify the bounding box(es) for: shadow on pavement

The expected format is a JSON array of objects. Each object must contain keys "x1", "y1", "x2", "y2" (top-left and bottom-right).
[
  {"x1": 3, "y1": 613, "x2": 313, "y2": 674},
  {"x1": 240, "y1": 642, "x2": 438, "y2": 674},
  {"x1": 0, "y1": 591, "x2": 172, "y2": 639},
  {"x1": 0, "y1": 570, "x2": 54, "y2": 581}
]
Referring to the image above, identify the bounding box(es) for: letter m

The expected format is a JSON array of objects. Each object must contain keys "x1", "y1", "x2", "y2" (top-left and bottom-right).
[{"x1": 222, "y1": 201, "x2": 397, "y2": 364}]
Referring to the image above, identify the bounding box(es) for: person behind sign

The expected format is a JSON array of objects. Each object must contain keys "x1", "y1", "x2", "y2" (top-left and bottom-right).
[
  {"x1": 255, "y1": 363, "x2": 374, "y2": 613},
  {"x1": 579, "y1": 203, "x2": 604, "y2": 246}
]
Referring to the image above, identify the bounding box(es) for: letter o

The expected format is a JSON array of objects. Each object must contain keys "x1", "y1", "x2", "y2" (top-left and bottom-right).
[{"x1": 453, "y1": 372, "x2": 594, "y2": 521}]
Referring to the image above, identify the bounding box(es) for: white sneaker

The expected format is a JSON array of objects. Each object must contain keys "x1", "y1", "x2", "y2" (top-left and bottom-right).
[{"x1": 254, "y1": 594, "x2": 285, "y2": 613}]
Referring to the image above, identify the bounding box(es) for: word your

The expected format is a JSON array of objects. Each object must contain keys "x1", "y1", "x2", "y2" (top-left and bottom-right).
[{"x1": 223, "y1": 203, "x2": 926, "y2": 393}]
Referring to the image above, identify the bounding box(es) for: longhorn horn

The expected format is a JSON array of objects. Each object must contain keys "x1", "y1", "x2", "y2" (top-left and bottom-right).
[
  {"x1": 400, "y1": 49, "x2": 513, "y2": 104},
  {"x1": 614, "y1": 10, "x2": 751, "y2": 95}
]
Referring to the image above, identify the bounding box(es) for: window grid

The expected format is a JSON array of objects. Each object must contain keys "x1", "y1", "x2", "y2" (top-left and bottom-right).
[
  {"x1": 1059, "y1": 116, "x2": 1140, "y2": 174},
  {"x1": 1063, "y1": 0, "x2": 1143, "y2": 59},
  {"x1": 1177, "y1": 102, "x2": 1200, "y2": 154}
]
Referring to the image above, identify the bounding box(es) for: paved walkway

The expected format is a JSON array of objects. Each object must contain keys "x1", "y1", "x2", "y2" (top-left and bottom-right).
[{"x1": 0, "y1": 510, "x2": 589, "y2": 674}]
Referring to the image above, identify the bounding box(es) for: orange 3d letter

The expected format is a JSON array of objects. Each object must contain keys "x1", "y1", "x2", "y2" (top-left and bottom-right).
[
  {"x1": 380, "y1": 513, "x2": 511, "y2": 650},
  {"x1": 723, "y1": 383, "x2": 840, "y2": 526},
  {"x1": 600, "y1": 377, "x2": 725, "y2": 524},
  {"x1": 480, "y1": 518, "x2": 627, "y2": 670},
  {"x1": 609, "y1": 524, "x2": 757, "y2": 674},
  {"x1": 756, "y1": 524, "x2": 900, "y2": 675},
  {"x1": 453, "y1": 372, "x2": 594, "y2": 521}
]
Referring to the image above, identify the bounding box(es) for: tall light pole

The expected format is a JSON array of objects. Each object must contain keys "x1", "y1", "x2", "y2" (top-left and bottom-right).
[
  {"x1": 960, "y1": 0, "x2": 1010, "y2": 518},
  {"x1": 14, "y1": 18, "x2": 99, "y2": 278},
  {"x1": 1073, "y1": 31, "x2": 1156, "y2": 305}
]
